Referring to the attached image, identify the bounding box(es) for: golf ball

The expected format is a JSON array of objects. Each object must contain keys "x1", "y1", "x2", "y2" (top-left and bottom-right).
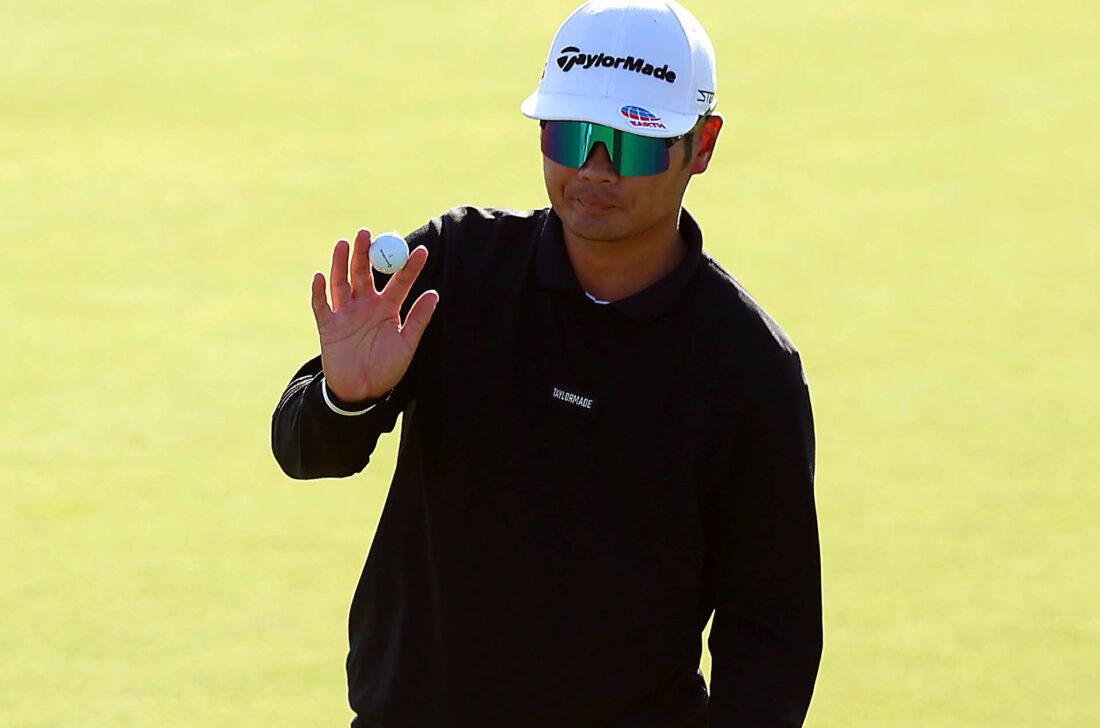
[{"x1": 369, "y1": 232, "x2": 410, "y2": 274}]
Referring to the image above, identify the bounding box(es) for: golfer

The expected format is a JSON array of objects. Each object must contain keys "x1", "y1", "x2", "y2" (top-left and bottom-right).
[{"x1": 272, "y1": 1, "x2": 822, "y2": 726}]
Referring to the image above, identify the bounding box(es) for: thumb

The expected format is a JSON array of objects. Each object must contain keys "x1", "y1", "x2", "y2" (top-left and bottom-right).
[{"x1": 399, "y1": 289, "x2": 440, "y2": 350}]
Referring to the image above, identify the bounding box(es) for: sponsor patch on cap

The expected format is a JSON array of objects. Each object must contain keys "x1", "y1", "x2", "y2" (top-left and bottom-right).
[{"x1": 620, "y1": 105, "x2": 667, "y2": 129}]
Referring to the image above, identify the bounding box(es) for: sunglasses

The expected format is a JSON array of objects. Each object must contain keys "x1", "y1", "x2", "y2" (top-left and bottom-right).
[{"x1": 540, "y1": 119, "x2": 695, "y2": 177}]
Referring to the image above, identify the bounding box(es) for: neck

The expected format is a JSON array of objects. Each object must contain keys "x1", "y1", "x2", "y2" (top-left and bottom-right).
[{"x1": 561, "y1": 212, "x2": 687, "y2": 303}]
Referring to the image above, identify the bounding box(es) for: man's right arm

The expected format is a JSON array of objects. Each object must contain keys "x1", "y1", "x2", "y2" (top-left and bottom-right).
[
  {"x1": 271, "y1": 226, "x2": 440, "y2": 479},
  {"x1": 271, "y1": 355, "x2": 409, "y2": 479}
]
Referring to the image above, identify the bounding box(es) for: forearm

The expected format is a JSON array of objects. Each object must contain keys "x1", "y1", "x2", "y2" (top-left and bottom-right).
[
  {"x1": 708, "y1": 590, "x2": 822, "y2": 727},
  {"x1": 271, "y1": 356, "x2": 405, "y2": 479},
  {"x1": 707, "y1": 502, "x2": 822, "y2": 727}
]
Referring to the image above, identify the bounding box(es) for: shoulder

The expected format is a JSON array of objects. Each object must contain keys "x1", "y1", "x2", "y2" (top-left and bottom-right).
[
  {"x1": 688, "y1": 252, "x2": 807, "y2": 391},
  {"x1": 405, "y1": 205, "x2": 550, "y2": 294},
  {"x1": 411, "y1": 205, "x2": 547, "y2": 243}
]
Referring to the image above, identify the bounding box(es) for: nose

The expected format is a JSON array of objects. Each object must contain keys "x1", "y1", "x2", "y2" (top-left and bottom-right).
[{"x1": 578, "y1": 142, "x2": 618, "y2": 183}]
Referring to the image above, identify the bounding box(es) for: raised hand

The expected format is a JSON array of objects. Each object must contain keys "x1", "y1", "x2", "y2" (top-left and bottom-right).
[{"x1": 311, "y1": 228, "x2": 439, "y2": 403}]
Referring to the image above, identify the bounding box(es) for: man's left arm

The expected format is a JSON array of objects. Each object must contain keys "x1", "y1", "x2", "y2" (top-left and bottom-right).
[{"x1": 704, "y1": 351, "x2": 823, "y2": 727}]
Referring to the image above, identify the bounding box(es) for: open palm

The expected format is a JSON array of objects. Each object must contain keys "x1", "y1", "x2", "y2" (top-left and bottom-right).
[{"x1": 311, "y1": 228, "x2": 439, "y2": 403}]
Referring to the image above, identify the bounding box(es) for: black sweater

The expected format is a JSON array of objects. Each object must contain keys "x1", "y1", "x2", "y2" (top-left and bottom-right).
[{"x1": 272, "y1": 206, "x2": 822, "y2": 728}]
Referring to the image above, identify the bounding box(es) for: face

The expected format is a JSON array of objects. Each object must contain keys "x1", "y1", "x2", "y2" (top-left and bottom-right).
[
  {"x1": 544, "y1": 141, "x2": 688, "y2": 245},
  {"x1": 542, "y1": 118, "x2": 722, "y2": 246}
]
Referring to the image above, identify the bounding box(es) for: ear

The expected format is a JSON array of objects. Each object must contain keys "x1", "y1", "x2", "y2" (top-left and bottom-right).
[{"x1": 689, "y1": 114, "x2": 724, "y2": 175}]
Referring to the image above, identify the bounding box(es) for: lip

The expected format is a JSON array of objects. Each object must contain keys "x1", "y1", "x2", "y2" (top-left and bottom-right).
[{"x1": 574, "y1": 196, "x2": 616, "y2": 214}]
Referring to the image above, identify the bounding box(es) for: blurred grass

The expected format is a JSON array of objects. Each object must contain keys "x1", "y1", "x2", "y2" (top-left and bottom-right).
[{"x1": 1, "y1": 0, "x2": 1097, "y2": 726}]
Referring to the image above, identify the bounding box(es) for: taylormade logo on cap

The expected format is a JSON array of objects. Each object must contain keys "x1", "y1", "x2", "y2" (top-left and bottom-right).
[
  {"x1": 556, "y1": 46, "x2": 677, "y2": 84},
  {"x1": 521, "y1": 0, "x2": 718, "y2": 138}
]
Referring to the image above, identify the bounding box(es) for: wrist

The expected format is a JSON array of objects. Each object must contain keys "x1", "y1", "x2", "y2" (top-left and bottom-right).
[{"x1": 321, "y1": 376, "x2": 387, "y2": 416}]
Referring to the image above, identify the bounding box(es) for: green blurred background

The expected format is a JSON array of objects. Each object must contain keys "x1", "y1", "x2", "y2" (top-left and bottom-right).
[{"x1": 2, "y1": 0, "x2": 1097, "y2": 725}]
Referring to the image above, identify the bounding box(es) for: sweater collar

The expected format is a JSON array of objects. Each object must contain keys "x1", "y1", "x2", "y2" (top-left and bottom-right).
[{"x1": 535, "y1": 207, "x2": 704, "y2": 323}]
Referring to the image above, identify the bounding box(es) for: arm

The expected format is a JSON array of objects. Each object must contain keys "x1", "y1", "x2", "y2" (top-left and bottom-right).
[
  {"x1": 706, "y1": 353, "x2": 822, "y2": 727},
  {"x1": 271, "y1": 228, "x2": 439, "y2": 480},
  {"x1": 271, "y1": 355, "x2": 408, "y2": 479}
]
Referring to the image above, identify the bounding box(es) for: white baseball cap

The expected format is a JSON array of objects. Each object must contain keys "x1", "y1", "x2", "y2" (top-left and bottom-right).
[{"x1": 521, "y1": 0, "x2": 718, "y2": 138}]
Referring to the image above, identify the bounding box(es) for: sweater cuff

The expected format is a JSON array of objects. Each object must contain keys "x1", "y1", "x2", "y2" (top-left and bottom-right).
[{"x1": 320, "y1": 376, "x2": 388, "y2": 416}]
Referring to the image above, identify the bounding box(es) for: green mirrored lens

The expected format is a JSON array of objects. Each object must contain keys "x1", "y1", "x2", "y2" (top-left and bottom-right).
[{"x1": 616, "y1": 131, "x2": 671, "y2": 176}]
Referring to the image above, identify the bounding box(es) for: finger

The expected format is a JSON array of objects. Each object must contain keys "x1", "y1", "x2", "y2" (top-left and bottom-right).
[
  {"x1": 379, "y1": 245, "x2": 429, "y2": 309},
  {"x1": 351, "y1": 228, "x2": 375, "y2": 297},
  {"x1": 329, "y1": 239, "x2": 352, "y2": 310},
  {"x1": 399, "y1": 288, "x2": 440, "y2": 350},
  {"x1": 311, "y1": 271, "x2": 333, "y2": 328}
]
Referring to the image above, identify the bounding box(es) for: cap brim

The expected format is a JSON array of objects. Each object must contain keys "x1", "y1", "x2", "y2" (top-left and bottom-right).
[{"x1": 521, "y1": 90, "x2": 699, "y2": 138}]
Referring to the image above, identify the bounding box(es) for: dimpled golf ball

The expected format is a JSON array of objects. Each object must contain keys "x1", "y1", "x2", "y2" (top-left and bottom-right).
[{"x1": 369, "y1": 232, "x2": 410, "y2": 274}]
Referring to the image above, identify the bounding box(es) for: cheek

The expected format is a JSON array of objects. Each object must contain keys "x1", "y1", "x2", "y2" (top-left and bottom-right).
[{"x1": 543, "y1": 158, "x2": 570, "y2": 199}]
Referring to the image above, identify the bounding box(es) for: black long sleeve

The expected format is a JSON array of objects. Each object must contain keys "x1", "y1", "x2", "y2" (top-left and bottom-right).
[{"x1": 705, "y1": 353, "x2": 822, "y2": 726}]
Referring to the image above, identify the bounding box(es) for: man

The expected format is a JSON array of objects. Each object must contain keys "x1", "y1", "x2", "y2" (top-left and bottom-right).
[{"x1": 271, "y1": 1, "x2": 822, "y2": 726}]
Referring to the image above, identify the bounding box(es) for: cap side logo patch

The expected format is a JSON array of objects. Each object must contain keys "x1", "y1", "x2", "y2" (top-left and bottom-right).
[{"x1": 620, "y1": 105, "x2": 668, "y2": 130}]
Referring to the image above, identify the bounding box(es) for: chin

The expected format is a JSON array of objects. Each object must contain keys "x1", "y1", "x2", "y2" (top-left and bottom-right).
[{"x1": 559, "y1": 207, "x2": 629, "y2": 243}]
